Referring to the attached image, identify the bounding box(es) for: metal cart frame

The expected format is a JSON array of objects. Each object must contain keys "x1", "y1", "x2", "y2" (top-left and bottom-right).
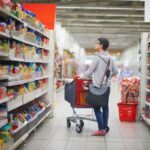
[{"x1": 65, "y1": 78, "x2": 109, "y2": 133}]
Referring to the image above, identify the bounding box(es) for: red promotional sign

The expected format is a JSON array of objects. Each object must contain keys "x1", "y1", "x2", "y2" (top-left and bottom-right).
[{"x1": 23, "y1": 4, "x2": 56, "y2": 29}]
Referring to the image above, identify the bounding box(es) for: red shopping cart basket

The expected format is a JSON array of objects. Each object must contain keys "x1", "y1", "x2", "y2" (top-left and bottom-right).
[
  {"x1": 117, "y1": 102, "x2": 138, "y2": 122},
  {"x1": 65, "y1": 77, "x2": 92, "y2": 108}
]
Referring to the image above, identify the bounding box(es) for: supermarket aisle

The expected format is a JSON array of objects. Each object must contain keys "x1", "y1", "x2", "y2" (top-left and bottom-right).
[{"x1": 17, "y1": 83, "x2": 150, "y2": 150}]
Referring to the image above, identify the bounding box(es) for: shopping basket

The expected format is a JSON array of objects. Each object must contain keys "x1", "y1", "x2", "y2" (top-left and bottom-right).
[
  {"x1": 64, "y1": 77, "x2": 109, "y2": 133},
  {"x1": 117, "y1": 102, "x2": 138, "y2": 122}
]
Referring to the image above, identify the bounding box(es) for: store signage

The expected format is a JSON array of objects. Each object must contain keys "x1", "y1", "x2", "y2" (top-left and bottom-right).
[{"x1": 23, "y1": 4, "x2": 56, "y2": 29}]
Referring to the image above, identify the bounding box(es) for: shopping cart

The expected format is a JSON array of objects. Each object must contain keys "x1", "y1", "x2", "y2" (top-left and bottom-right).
[{"x1": 64, "y1": 77, "x2": 97, "y2": 133}]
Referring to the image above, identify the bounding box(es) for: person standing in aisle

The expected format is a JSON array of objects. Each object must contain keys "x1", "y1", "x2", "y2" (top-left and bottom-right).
[{"x1": 81, "y1": 38, "x2": 118, "y2": 136}]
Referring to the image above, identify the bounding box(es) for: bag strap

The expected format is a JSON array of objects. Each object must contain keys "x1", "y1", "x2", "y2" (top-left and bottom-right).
[
  {"x1": 100, "y1": 58, "x2": 110, "y2": 87},
  {"x1": 96, "y1": 54, "x2": 107, "y2": 64},
  {"x1": 105, "y1": 59, "x2": 111, "y2": 83}
]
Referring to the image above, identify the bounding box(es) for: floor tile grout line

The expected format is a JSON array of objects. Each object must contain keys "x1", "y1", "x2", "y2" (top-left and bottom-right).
[
  {"x1": 118, "y1": 124, "x2": 129, "y2": 150},
  {"x1": 42, "y1": 118, "x2": 65, "y2": 150},
  {"x1": 63, "y1": 125, "x2": 76, "y2": 150},
  {"x1": 84, "y1": 127, "x2": 89, "y2": 150},
  {"x1": 104, "y1": 136, "x2": 108, "y2": 150}
]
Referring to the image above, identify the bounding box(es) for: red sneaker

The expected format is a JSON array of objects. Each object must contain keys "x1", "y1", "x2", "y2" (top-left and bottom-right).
[{"x1": 92, "y1": 130, "x2": 106, "y2": 136}]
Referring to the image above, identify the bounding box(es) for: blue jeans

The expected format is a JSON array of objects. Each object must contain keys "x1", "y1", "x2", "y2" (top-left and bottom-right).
[{"x1": 94, "y1": 88, "x2": 110, "y2": 130}]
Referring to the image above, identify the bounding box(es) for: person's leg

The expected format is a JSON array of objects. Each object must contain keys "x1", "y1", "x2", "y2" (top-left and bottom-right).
[
  {"x1": 102, "y1": 87, "x2": 110, "y2": 130},
  {"x1": 102, "y1": 104, "x2": 109, "y2": 129},
  {"x1": 92, "y1": 107, "x2": 106, "y2": 136},
  {"x1": 93, "y1": 107, "x2": 105, "y2": 130}
]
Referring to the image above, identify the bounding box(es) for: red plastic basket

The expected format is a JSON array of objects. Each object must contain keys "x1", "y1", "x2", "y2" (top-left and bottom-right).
[{"x1": 117, "y1": 102, "x2": 138, "y2": 122}]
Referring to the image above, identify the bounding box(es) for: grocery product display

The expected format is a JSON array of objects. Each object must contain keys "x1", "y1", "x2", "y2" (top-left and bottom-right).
[
  {"x1": 120, "y1": 77, "x2": 140, "y2": 103},
  {"x1": 54, "y1": 46, "x2": 64, "y2": 90},
  {"x1": 140, "y1": 32, "x2": 150, "y2": 126},
  {"x1": 117, "y1": 77, "x2": 140, "y2": 122},
  {"x1": 63, "y1": 50, "x2": 78, "y2": 78},
  {"x1": 0, "y1": 1, "x2": 54, "y2": 149}
]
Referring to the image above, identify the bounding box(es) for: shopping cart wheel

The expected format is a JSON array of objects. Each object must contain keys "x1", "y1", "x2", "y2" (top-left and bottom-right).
[
  {"x1": 67, "y1": 119, "x2": 71, "y2": 128},
  {"x1": 106, "y1": 126, "x2": 110, "y2": 132},
  {"x1": 80, "y1": 120, "x2": 84, "y2": 128},
  {"x1": 76, "y1": 124, "x2": 82, "y2": 133}
]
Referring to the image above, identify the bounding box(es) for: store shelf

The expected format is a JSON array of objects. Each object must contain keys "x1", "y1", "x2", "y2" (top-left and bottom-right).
[
  {"x1": 9, "y1": 109, "x2": 52, "y2": 150},
  {"x1": 0, "y1": 119, "x2": 8, "y2": 128},
  {"x1": 0, "y1": 56, "x2": 49, "y2": 64},
  {"x1": 38, "y1": 45, "x2": 50, "y2": 51},
  {"x1": 0, "y1": 8, "x2": 49, "y2": 39},
  {"x1": 46, "y1": 103, "x2": 51, "y2": 108},
  {"x1": 0, "y1": 51, "x2": 9, "y2": 57},
  {"x1": 26, "y1": 24, "x2": 49, "y2": 39},
  {"x1": 0, "y1": 5, "x2": 54, "y2": 150},
  {"x1": 11, "y1": 121, "x2": 28, "y2": 135},
  {"x1": 145, "y1": 101, "x2": 150, "y2": 106},
  {"x1": 9, "y1": 56, "x2": 24, "y2": 62},
  {"x1": 27, "y1": 109, "x2": 52, "y2": 136},
  {"x1": 0, "y1": 52, "x2": 49, "y2": 63},
  {"x1": 7, "y1": 95, "x2": 23, "y2": 112},
  {"x1": 146, "y1": 76, "x2": 150, "y2": 80},
  {"x1": 11, "y1": 35, "x2": 37, "y2": 47},
  {"x1": 24, "y1": 59, "x2": 49, "y2": 64},
  {"x1": 7, "y1": 89, "x2": 48, "y2": 111},
  {"x1": 1, "y1": 75, "x2": 49, "y2": 86},
  {"x1": 0, "y1": 31, "x2": 10, "y2": 38},
  {"x1": 0, "y1": 7, "x2": 24, "y2": 22},
  {"x1": 23, "y1": 89, "x2": 48, "y2": 105},
  {"x1": 142, "y1": 114, "x2": 150, "y2": 126},
  {"x1": 35, "y1": 89, "x2": 48, "y2": 99},
  {"x1": 0, "y1": 97, "x2": 10, "y2": 104},
  {"x1": 11, "y1": 35, "x2": 50, "y2": 51},
  {"x1": 146, "y1": 89, "x2": 150, "y2": 92},
  {"x1": 11, "y1": 108, "x2": 46, "y2": 135},
  {"x1": 146, "y1": 88, "x2": 150, "y2": 92},
  {"x1": 0, "y1": 75, "x2": 8, "y2": 80}
]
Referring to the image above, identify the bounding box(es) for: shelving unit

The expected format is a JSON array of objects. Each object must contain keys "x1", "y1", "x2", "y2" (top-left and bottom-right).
[
  {"x1": 0, "y1": 97, "x2": 10, "y2": 104},
  {"x1": 0, "y1": 31, "x2": 10, "y2": 38},
  {"x1": 1, "y1": 75, "x2": 49, "y2": 86},
  {"x1": 0, "y1": 8, "x2": 49, "y2": 39},
  {"x1": 54, "y1": 46, "x2": 64, "y2": 91},
  {"x1": 0, "y1": 120, "x2": 8, "y2": 128},
  {"x1": 140, "y1": 32, "x2": 150, "y2": 126},
  {"x1": 145, "y1": 101, "x2": 150, "y2": 107},
  {"x1": 10, "y1": 109, "x2": 52, "y2": 150},
  {"x1": 0, "y1": 54, "x2": 49, "y2": 63},
  {"x1": 142, "y1": 114, "x2": 150, "y2": 125},
  {"x1": 0, "y1": 5, "x2": 55, "y2": 150}
]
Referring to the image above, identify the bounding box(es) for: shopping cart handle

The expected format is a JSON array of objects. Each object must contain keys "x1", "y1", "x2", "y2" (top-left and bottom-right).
[{"x1": 79, "y1": 77, "x2": 92, "y2": 81}]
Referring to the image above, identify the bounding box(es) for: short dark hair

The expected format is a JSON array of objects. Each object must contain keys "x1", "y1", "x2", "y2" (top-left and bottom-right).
[{"x1": 97, "y1": 38, "x2": 109, "y2": 51}]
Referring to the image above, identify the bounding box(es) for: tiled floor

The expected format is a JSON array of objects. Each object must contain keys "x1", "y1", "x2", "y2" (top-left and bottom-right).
[{"x1": 17, "y1": 83, "x2": 150, "y2": 150}]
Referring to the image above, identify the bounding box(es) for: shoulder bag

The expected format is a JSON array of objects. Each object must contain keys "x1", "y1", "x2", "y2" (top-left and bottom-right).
[{"x1": 86, "y1": 57, "x2": 110, "y2": 107}]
